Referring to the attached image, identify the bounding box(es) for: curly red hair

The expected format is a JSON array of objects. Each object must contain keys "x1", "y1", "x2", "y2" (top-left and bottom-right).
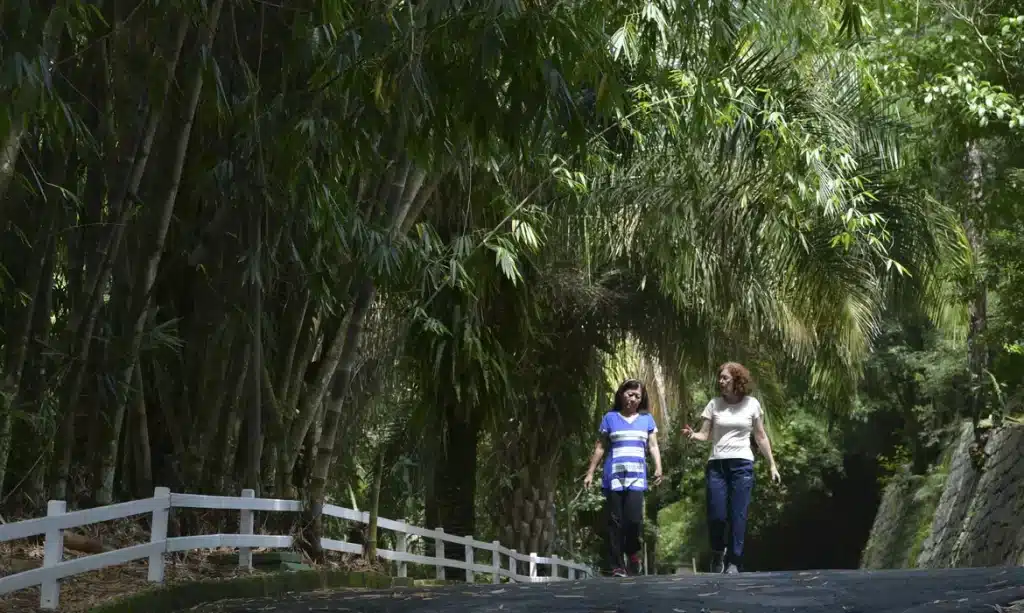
[{"x1": 718, "y1": 362, "x2": 753, "y2": 398}]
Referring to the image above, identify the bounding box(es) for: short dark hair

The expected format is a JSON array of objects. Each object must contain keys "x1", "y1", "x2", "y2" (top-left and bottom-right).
[
  {"x1": 613, "y1": 378, "x2": 650, "y2": 412},
  {"x1": 717, "y1": 362, "x2": 753, "y2": 398}
]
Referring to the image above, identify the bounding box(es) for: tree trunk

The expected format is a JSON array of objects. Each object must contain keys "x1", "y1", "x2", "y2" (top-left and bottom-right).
[
  {"x1": 962, "y1": 141, "x2": 990, "y2": 455},
  {"x1": 432, "y1": 404, "x2": 481, "y2": 581},
  {"x1": 262, "y1": 287, "x2": 307, "y2": 496},
  {"x1": 277, "y1": 291, "x2": 310, "y2": 413},
  {"x1": 95, "y1": 0, "x2": 225, "y2": 506},
  {"x1": 302, "y1": 280, "x2": 375, "y2": 562},
  {"x1": 283, "y1": 311, "x2": 353, "y2": 475},
  {"x1": 275, "y1": 312, "x2": 319, "y2": 497},
  {"x1": 246, "y1": 200, "x2": 264, "y2": 494},
  {"x1": 182, "y1": 331, "x2": 237, "y2": 487},
  {"x1": 52, "y1": 13, "x2": 192, "y2": 500},
  {"x1": 366, "y1": 448, "x2": 385, "y2": 560},
  {"x1": 650, "y1": 356, "x2": 671, "y2": 430},
  {"x1": 150, "y1": 360, "x2": 187, "y2": 463},
  {"x1": 261, "y1": 364, "x2": 283, "y2": 495},
  {"x1": 0, "y1": 215, "x2": 54, "y2": 500},
  {"x1": 21, "y1": 243, "x2": 56, "y2": 505},
  {"x1": 131, "y1": 361, "x2": 153, "y2": 496},
  {"x1": 299, "y1": 162, "x2": 434, "y2": 562},
  {"x1": 217, "y1": 348, "x2": 250, "y2": 494},
  {"x1": 501, "y1": 433, "x2": 560, "y2": 557}
]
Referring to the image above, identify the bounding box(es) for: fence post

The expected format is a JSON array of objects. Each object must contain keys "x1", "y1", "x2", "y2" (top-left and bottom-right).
[
  {"x1": 465, "y1": 540, "x2": 474, "y2": 583},
  {"x1": 39, "y1": 500, "x2": 66, "y2": 610},
  {"x1": 238, "y1": 489, "x2": 255, "y2": 569},
  {"x1": 395, "y1": 526, "x2": 408, "y2": 578},
  {"x1": 509, "y1": 549, "x2": 517, "y2": 582},
  {"x1": 491, "y1": 541, "x2": 501, "y2": 584},
  {"x1": 434, "y1": 528, "x2": 446, "y2": 581},
  {"x1": 552, "y1": 555, "x2": 561, "y2": 580},
  {"x1": 148, "y1": 486, "x2": 170, "y2": 583},
  {"x1": 529, "y1": 552, "x2": 538, "y2": 581}
]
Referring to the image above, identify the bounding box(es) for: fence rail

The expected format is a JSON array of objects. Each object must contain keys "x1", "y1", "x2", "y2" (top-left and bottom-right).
[{"x1": 0, "y1": 487, "x2": 594, "y2": 610}]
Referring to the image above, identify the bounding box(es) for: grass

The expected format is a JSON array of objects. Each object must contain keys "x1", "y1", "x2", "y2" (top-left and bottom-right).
[{"x1": 88, "y1": 569, "x2": 413, "y2": 613}]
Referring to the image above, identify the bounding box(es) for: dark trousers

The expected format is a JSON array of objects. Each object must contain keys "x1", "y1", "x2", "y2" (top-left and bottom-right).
[
  {"x1": 605, "y1": 489, "x2": 644, "y2": 570},
  {"x1": 706, "y1": 458, "x2": 755, "y2": 568}
]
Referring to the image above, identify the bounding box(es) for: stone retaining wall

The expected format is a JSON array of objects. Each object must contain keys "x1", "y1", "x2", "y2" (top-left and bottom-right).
[
  {"x1": 860, "y1": 473, "x2": 927, "y2": 569},
  {"x1": 862, "y1": 421, "x2": 1024, "y2": 569},
  {"x1": 916, "y1": 422, "x2": 981, "y2": 568},
  {"x1": 949, "y1": 424, "x2": 1024, "y2": 567}
]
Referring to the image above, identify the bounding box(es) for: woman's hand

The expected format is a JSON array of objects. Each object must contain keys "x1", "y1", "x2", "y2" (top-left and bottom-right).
[
  {"x1": 653, "y1": 468, "x2": 664, "y2": 486},
  {"x1": 583, "y1": 472, "x2": 594, "y2": 488},
  {"x1": 769, "y1": 464, "x2": 782, "y2": 483},
  {"x1": 682, "y1": 421, "x2": 710, "y2": 442}
]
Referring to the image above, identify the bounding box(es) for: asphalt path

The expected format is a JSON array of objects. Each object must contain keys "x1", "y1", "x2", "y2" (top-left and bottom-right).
[{"x1": 195, "y1": 567, "x2": 1024, "y2": 613}]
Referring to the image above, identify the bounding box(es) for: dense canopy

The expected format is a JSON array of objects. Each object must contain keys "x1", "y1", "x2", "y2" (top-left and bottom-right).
[{"x1": 1, "y1": 0, "x2": 1022, "y2": 574}]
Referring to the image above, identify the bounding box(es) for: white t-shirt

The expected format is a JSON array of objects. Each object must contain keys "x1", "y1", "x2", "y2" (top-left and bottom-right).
[{"x1": 700, "y1": 395, "x2": 762, "y2": 462}]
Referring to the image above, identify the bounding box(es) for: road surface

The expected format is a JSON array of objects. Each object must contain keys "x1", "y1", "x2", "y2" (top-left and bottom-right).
[{"x1": 196, "y1": 568, "x2": 1024, "y2": 613}]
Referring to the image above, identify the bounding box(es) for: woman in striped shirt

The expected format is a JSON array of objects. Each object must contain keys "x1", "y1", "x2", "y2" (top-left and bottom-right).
[{"x1": 584, "y1": 378, "x2": 664, "y2": 577}]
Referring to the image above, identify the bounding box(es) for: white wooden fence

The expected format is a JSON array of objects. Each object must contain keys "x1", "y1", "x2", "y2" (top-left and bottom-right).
[{"x1": 0, "y1": 487, "x2": 594, "y2": 610}]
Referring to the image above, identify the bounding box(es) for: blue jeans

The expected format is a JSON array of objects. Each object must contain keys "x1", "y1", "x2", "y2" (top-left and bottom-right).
[{"x1": 706, "y1": 458, "x2": 755, "y2": 568}]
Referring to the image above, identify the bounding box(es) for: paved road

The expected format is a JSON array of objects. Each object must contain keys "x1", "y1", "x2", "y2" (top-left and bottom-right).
[{"x1": 201, "y1": 568, "x2": 1024, "y2": 613}]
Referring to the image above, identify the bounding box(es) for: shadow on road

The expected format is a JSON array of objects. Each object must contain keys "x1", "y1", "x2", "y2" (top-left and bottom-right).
[{"x1": 197, "y1": 567, "x2": 1024, "y2": 613}]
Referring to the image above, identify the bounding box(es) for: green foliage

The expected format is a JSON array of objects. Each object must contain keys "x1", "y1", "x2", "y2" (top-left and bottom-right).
[
  {"x1": 906, "y1": 461, "x2": 949, "y2": 567},
  {"x1": 746, "y1": 408, "x2": 844, "y2": 537},
  {"x1": 656, "y1": 498, "x2": 706, "y2": 568},
  {"x1": 846, "y1": 320, "x2": 967, "y2": 472}
]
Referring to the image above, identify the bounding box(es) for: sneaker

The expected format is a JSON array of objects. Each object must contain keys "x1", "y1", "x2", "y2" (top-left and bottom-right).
[
  {"x1": 710, "y1": 551, "x2": 725, "y2": 574},
  {"x1": 627, "y1": 553, "x2": 642, "y2": 575},
  {"x1": 612, "y1": 567, "x2": 627, "y2": 577},
  {"x1": 724, "y1": 563, "x2": 739, "y2": 574}
]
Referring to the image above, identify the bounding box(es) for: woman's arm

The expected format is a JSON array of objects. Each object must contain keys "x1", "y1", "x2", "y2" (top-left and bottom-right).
[
  {"x1": 583, "y1": 439, "x2": 605, "y2": 487},
  {"x1": 683, "y1": 418, "x2": 712, "y2": 442},
  {"x1": 753, "y1": 416, "x2": 781, "y2": 481},
  {"x1": 648, "y1": 432, "x2": 664, "y2": 485}
]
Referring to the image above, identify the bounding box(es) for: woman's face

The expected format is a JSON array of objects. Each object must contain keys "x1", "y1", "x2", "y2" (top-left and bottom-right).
[
  {"x1": 622, "y1": 387, "x2": 642, "y2": 411},
  {"x1": 718, "y1": 369, "x2": 734, "y2": 395}
]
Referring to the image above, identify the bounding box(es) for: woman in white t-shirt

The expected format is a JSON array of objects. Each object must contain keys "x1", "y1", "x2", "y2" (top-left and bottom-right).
[{"x1": 682, "y1": 362, "x2": 780, "y2": 574}]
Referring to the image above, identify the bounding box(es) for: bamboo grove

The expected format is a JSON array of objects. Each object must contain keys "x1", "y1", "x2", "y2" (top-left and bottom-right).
[{"x1": 2, "y1": 0, "x2": 1022, "y2": 572}]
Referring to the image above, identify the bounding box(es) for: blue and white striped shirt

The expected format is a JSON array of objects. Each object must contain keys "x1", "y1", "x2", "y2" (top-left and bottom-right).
[{"x1": 599, "y1": 411, "x2": 657, "y2": 491}]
